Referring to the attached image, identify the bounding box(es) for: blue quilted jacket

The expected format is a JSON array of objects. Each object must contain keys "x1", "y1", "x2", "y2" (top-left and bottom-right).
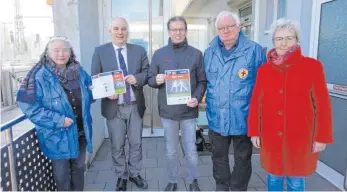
[
  {"x1": 18, "y1": 64, "x2": 94, "y2": 160},
  {"x1": 204, "y1": 32, "x2": 267, "y2": 136}
]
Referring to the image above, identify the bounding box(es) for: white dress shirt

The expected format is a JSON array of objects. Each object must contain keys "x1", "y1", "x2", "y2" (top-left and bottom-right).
[{"x1": 112, "y1": 43, "x2": 136, "y2": 104}]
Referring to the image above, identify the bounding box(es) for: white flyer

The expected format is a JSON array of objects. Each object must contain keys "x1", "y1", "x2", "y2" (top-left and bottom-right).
[{"x1": 91, "y1": 70, "x2": 126, "y2": 99}]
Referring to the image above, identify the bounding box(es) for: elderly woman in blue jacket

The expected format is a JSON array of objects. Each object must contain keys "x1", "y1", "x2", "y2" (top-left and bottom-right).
[{"x1": 16, "y1": 36, "x2": 94, "y2": 191}]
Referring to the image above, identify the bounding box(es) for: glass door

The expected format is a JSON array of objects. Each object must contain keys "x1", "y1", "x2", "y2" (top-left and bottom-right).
[
  {"x1": 103, "y1": 0, "x2": 170, "y2": 129},
  {"x1": 311, "y1": 0, "x2": 347, "y2": 177}
]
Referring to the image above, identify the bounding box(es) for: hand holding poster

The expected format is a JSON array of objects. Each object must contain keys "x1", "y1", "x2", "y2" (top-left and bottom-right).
[
  {"x1": 165, "y1": 69, "x2": 191, "y2": 105},
  {"x1": 92, "y1": 70, "x2": 126, "y2": 99}
]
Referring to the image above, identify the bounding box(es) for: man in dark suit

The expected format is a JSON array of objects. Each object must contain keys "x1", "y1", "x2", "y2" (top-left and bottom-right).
[{"x1": 91, "y1": 17, "x2": 149, "y2": 191}]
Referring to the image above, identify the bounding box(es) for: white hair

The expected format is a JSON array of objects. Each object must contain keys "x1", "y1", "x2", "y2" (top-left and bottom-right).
[
  {"x1": 215, "y1": 11, "x2": 241, "y2": 28},
  {"x1": 109, "y1": 17, "x2": 130, "y2": 33},
  {"x1": 269, "y1": 18, "x2": 301, "y2": 42}
]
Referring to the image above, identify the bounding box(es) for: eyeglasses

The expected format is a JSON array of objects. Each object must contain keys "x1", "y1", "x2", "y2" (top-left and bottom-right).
[
  {"x1": 273, "y1": 36, "x2": 297, "y2": 43},
  {"x1": 217, "y1": 24, "x2": 237, "y2": 32},
  {"x1": 169, "y1": 28, "x2": 186, "y2": 33}
]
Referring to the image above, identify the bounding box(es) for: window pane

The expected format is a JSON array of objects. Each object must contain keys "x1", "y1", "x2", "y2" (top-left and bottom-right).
[{"x1": 277, "y1": 0, "x2": 286, "y2": 18}]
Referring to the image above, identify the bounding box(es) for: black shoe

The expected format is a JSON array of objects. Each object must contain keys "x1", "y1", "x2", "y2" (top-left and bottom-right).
[
  {"x1": 129, "y1": 175, "x2": 148, "y2": 189},
  {"x1": 165, "y1": 183, "x2": 178, "y2": 191},
  {"x1": 189, "y1": 179, "x2": 200, "y2": 191},
  {"x1": 116, "y1": 178, "x2": 127, "y2": 191}
]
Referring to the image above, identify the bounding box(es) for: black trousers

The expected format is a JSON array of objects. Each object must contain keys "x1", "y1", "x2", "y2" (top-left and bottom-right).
[
  {"x1": 209, "y1": 129, "x2": 253, "y2": 191},
  {"x1": 51, "y1": 137, "x2": 86, "y2": 191}
]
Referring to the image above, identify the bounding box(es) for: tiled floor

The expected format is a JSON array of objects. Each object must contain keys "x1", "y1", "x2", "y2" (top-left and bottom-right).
[{"x1": 84, "y1": 138, "x2": 341, "y2": 191}]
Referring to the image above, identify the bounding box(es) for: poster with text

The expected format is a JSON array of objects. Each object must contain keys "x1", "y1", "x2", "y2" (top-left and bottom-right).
[{"x1": 165, "y1": 69, "x2": 191, "y2": 105}]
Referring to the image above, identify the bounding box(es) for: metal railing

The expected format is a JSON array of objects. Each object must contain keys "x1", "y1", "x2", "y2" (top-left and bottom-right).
[{"x1": 1, "y1": 115, "x2": 56, "y2": 191}]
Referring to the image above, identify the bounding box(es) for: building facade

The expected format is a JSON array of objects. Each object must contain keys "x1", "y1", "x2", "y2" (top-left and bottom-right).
[{"x1": 51, "y1": 0, "x2": 346, "y2": 190}]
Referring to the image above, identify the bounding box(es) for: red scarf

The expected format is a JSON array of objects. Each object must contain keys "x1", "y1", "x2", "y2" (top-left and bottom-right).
[{"x1": 269, "y1": 45, "x2": 300, "y2": 65}]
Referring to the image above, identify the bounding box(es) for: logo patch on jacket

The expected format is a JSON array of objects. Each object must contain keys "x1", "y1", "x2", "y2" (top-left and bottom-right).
[
  {"x1": 164, "y1": 58, "x2": 172, "y2": 62},
  {"x1": 238, "y1": 68, "x2": 249, "y2": 79}
]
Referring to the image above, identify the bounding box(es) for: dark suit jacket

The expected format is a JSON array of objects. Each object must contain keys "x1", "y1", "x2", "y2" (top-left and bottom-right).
[{"x1": 91, "y1": 42, "x2": 149, "y2": 119}]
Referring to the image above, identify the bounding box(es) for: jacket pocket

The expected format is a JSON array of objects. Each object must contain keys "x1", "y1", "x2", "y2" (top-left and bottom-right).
[
  {"x1": 42, "y1": 129, "x2": 69, "y2": 155},
  {"x1": 230, "y1": 83, "x2": 251, "y2": 99}
]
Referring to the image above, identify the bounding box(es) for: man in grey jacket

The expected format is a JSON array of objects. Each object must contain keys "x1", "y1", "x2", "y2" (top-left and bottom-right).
[
  {"x1": 91, "y1": 17, "x2": 149, "y2": 191},
  {"x1": 148, "y1": 16, "x2": 207, "y2": 191}
]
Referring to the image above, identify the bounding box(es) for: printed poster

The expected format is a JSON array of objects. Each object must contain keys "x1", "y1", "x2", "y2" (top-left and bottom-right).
[
  {"x1": 165, "y1": 69, "x2": 191, "y2": 105},
  {"x1": 92, "y1": 70, "x2": 126, "y2": 99}
]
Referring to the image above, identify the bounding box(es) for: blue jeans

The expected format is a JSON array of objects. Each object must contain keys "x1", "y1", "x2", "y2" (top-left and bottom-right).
[
  {"x1": 51, "y1": 137, "x2": 86, "y2": 191},
  {"x1": 267, "y1": 173, "x2": 305, "y2": 191},
  {"x1": 161, "y1": 118, "x2": 198, "y2": 184}
]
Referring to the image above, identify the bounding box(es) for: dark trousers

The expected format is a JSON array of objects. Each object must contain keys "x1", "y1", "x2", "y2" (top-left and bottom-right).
[
  {"x1": 209, "y1": 129, "x2": 253, "y2": 191},
  {"x1": 51, "y1": 137, "x2": 86, "y2": 191}
]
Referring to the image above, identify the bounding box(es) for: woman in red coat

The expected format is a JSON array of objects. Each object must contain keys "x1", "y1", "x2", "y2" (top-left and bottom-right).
[{"x1": 247, "y1": 18, "x2": 333, "y2": 191}]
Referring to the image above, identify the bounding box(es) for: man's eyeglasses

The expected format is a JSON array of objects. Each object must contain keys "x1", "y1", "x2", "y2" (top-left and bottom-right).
[
  {"x1": 169, "y1": 28, "x2": 186, "y2": 33},
  {"x1": 273, "y1": 36, "x2": 297, "y2": 43},
  {"x1": 217, "y1": 24, "x2": 237, "y2": 32}
]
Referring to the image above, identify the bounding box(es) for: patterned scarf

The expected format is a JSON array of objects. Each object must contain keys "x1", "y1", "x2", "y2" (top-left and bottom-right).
[
  {"x1": 16, "y1": 58, "x2": 80, "y2": 104},
  {"x1": 269, "y1": 45, "x2": 299, "y2": 65}
]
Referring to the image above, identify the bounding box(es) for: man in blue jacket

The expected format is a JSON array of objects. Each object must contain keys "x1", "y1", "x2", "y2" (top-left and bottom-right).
[{"x1": 204, "y1": 11, "x2": 267, "y2": 191}]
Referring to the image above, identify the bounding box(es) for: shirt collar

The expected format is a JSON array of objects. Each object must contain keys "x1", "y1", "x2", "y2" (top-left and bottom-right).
[
  {"x1": 112, "y1": 43, "x2": 127, "y2": 52},
  {"x1": 218, "y1": 36, "x2": 239, "y2": 49}
]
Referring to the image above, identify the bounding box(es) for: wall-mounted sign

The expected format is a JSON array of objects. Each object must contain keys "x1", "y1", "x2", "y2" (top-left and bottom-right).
[{"x1": 327, "y1": 83, "x2": 347, "y2": 97}]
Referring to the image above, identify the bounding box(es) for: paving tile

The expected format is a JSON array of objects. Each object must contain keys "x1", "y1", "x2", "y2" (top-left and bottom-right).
[
  {"x1": 248, "y1": 173, "x2": 266, "y2": 188},
  {"x1": 157, "y1": 157, "x2": 167, "y2": 167},
  {"x1": 197, "y1": 165, "x2": 213, "y2": 177},
  {"x1": 142, "y1": 158, "x2": 158, "y2": 168},
  {"x1": 86, "y1": 137, "x2": 341, "y2": 192},
  {"x1": 145, "y1": 167, "x2": 167, "y2": 181},
  {"x1": 93, "y1": 141, "x2": 110, "y2": 161},
  {"x1": 147, "y1": 148, "x2": 165, "y2": 158},
  {"x1": 208, "y1": 176, "x2": 216, "y2": 189},
  {"x1": 251, "y1": 154, "x2": 260, "y2": 162},
  {"x1": 85, "y1": 171, "x2": 98, "y2": 184},
  {"x1": 191, "y1": 176, "x2": 215, "y2": 191},
  {"x1": 103, "y1": 180, "x2": 131, "y2": 191},
  {"x1": 105, "y1": 152, "x2": 112, "y2": 160},
  {"x1": 199, "y1": 156, "x2": 212, "y2": 165},
  {"x1": 143, "y1": 141, "x2": 157, "y2": 150},
  {"x1": 305, "y1": 173, "x2": 341, "y2": 191},
  {"x1": 158, "y1": 177, "x2": 186, "y2": 191},
  {"x1": 253, "y1": 167, "x2": 267, "y2": 184},
  {"x1": 94, "y1": 170, "x2": 115, "y2": 183},
  {"x1": 156, "y1": 142, "x2": 166, "y2": 151},
  {"x1": 88, "y1": 160, "x2": 113, "y2": 171},
  {"x1": 84, "y1": 183, "x2": 106, "y2": 191},
  {"x1": 255, "y1": 186, "x2": 267, "y2": 191},
  {"x1": 131, "y1": 179, "x2": 159, "y2": 191}
]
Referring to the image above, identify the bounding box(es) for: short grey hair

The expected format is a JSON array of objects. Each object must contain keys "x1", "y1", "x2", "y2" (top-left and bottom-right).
[
  {"x1": 269, "y1": 18, "x2": 301, "y2": 42},
  {"x1": 109, "y1": 17, "x2": 129, "y2": 32},
  {"x1": 215, "y1": 11, "x2": 240, "y2": 28}
]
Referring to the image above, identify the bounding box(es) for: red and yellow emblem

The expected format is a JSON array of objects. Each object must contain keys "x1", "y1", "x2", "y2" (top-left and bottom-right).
[{"x1": 238, "y1": 68, "x2": 249, "y2": 79}]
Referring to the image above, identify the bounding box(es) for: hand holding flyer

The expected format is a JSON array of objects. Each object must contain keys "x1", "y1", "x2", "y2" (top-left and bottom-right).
[
  {"x1": 91, "y1": 70, "x2": 126, "y2": 99},
  {"x1": 165, "y1": 69, "x2": 191, "y2": 105}
]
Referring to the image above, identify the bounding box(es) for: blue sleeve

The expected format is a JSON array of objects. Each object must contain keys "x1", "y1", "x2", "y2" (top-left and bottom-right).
[
  {"x1": 82, "y1": 69, "x2": 96, "y2": 104},
  {"x1": 17, "y1": 81, "x2": 66, "y2": 129}
]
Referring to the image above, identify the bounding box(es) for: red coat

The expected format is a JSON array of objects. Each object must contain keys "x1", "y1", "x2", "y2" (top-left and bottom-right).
[{"x1": 247, "y1": 47, "x2": 333, "y2": 176}]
